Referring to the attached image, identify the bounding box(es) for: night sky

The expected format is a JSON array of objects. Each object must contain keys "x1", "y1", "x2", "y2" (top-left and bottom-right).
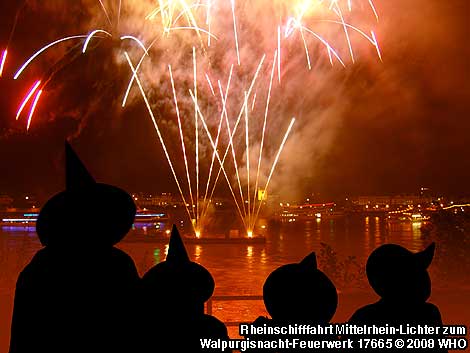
[{"x1": 0, "y1": 0, "x2": 469, "y2": 201}]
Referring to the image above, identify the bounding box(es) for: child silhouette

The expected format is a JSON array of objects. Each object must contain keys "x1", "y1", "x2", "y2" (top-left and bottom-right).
[
  {"x1": 348, "y1": 243, "x2": 447, "y2": 352},
  {"x1": 246, "y1": 252, "x2": 338, "y2": 352},
  {"x1": 9, "y1": 142, "x2": 139, "y2": 353},
  {"x1": 140, "y1": 225, "x2": 230, "y2": 352}
]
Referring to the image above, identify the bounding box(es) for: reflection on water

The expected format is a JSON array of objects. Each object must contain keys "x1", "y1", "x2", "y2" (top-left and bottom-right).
[
  {"x1": 0, "y1": 217, "x2": 431, "y2": 291},
  {"x1": 0, "y1": 217, "x2": 430, "y2": 283},
  {"x1": 0, "y1": 216, "x2": 444, "y2": 342}
]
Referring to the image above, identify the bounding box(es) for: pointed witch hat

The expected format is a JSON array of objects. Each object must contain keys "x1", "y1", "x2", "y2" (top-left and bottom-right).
[
  {"x1": 142, "y1": 225, "x2": 215, "y2": 305},
  {"x1": 36, "y1": 141, "x2": 136, "y2": 247},
  {"x1": 65, "y1": 141, "x2": 95, "y2": 191},
  {"x1": 263, "y1": 252, "x2": 338, "y2": 322},
  {"x1": 166, "y1": 224, "x2": 190, "y2": 263},
  {"x1": 365, "y1": 243, "x2": 435, "y2": 299}
]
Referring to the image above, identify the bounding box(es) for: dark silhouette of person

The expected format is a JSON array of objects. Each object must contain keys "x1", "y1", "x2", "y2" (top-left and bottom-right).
[
  {"x1": 348, "y1": 243, "x2": 447, "y2": 352},
  {"x1": 140, "y1": 225, "x2": 230, "y2": 352},
  {"x1": 9, "y1": 142, "x2": 140, "y2": 353},
  {"x1": 245, "y1": 252, "x2": 338, "y2": 352}
]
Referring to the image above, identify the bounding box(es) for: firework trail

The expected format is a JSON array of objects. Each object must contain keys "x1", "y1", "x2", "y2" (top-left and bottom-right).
[
  {"x1": 0, "y1": 50, "x2": 7, "y2": 77},
  {"x1": 253, "y1": 50, "x2": 277, "y2": 217},
  {"x1": 13, "y1": 35, "x2": 89, "y2": 80},
  {"x1": 193, "y1": 46, "x2": 200, "y2": 226},
  {"x1": 189, "y1": 88, "x2": 248, "y2": 229},
  {"x1": 0, "y1": 0, "x2": 28, "y2": 78},
  {"x1": 98, "y1": 0, "x2": 112, "y2": 26},
  {"x1": 203, "y1": 55, "x2": 266, "y2": 226},
  {"x1": 16, "y1": 80, "x2": 41, "y2": 121},
  {"x1": 124, "y1": 51, "x2": 195, "y2": 225},
  {"x1": 230, "y1": 0, "x2": 241, "y2": 65},
  {"x1": 244, "y1": 91, "x2": 250, "y2": 225},
  {"x1": 202, "y1": 65, "x2": 234, "y2": 211},
  {"x1": 122, "y1": 37, "x2": 157, "y2": 107},
  {"x1": 252, "y1": 117, "x2": 296, "y2": 230},
  {"x1": 169, "y1": 64, "x2": 195, "y2": 220},
  {"x1": 26, "y1": 90, "x2": 43, "y2": 131}
]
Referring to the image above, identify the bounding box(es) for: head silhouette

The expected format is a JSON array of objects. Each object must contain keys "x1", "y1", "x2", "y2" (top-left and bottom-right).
[
  {"x1": 36, "y1": 141, "x2": 136, "y2": 247},
  {"x1": 142, "y1": 225, "x2": 215, "y2": 314},
  {"x1": 263, "y1": 252, "x2": 337, "y2": 322},
  {"x1": 366, "y1": 243, "x2": 435, "y2": 303}
]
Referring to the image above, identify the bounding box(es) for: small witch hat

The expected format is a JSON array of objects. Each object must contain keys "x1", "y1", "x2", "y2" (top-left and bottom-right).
[
  {"x1": 36, "y1": 141, "x2": 136, "y2": 247},
  {"x1": 263, "y1": 252, "x2": 337, "y2": 322},
  {"x1": 366, "y1": 243, "x2": 435, "y2": 299},
  {"x1": 142, "y1": 225, "x2": 215, "y2": 305},
  {"x1": 166, "y1": 224, "x2": 191, "y2": 263}
]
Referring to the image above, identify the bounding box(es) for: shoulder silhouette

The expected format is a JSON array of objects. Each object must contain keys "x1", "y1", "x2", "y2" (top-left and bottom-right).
[
  {"x1": 348, "y1": 243, "x2": 447, "y2": 352},
  {"x1": 9, "y1": 142, "x2": 140, "y2": 353},
  {"x1": 246, "y1": 252, "x2": 338, "y2": 352},
  {"x1": 140, "y1": 225, "x2": 229, "y2": 352}
]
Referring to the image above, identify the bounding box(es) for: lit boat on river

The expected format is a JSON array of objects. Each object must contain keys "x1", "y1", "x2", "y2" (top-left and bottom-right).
[
  {"x1": 1, "y1": 212, "x2": 38, "y2": 226},
  {"x1": 1, "y1": 211, "x2": 170, "y2": 227}
]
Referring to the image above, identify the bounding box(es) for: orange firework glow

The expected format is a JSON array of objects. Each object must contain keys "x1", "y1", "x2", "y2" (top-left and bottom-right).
[{"x1": 5, "y1": 0, "x2": 381, "y2": 230}]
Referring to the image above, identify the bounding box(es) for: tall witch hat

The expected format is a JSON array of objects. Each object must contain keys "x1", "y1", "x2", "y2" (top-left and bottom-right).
[
  {"x1": 36, "y1": 141, "x2": 136, "y2": 247},
  {"x1": 142, "y1": 225, "x2": 215, "y2": 305},
  {"x1": 365, "y1": 243, "x2": 435, "y2": 300},
  {"x1": 263, "y1": 252, "x2": 338, "y2": 322},
  {"x1": 65, "y1": 141, "x2": 95, "y2": 190}
]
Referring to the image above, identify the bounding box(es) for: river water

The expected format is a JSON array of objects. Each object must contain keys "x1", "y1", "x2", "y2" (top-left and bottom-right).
[{"x1": 0, "y1": 216, "x2": 468, "y2": 350}]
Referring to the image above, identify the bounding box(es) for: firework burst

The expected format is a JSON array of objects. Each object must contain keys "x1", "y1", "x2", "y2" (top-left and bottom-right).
[{"x1": 2, "y1": 0, "x2": 383, "y2": 235}]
